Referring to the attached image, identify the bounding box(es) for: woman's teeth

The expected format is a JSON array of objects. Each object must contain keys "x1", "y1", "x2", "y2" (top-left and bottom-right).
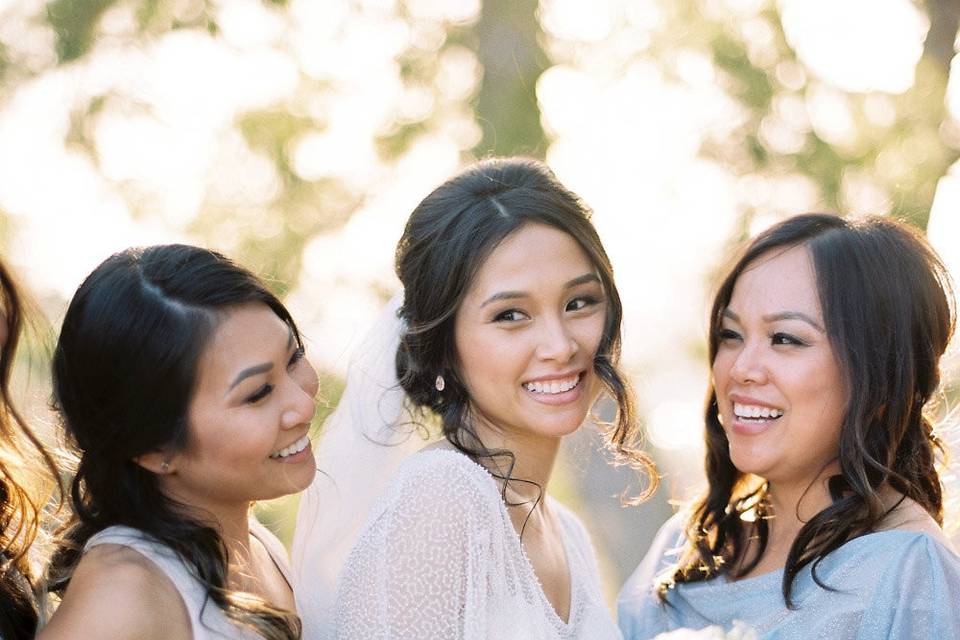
[
  {"x1": 270, "y1": 434, "x2": 310, "y2": 459},
  {"x1": 733, "y1": 402, "x2": 784, "y2": 420},
  {"x1": 523, "y1": 374, "x2": 580, "y2": 395}
]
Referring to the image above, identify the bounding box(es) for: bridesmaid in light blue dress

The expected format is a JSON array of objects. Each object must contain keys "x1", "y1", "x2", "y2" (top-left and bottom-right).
[{"x1": 619, "y1": 214, "x2": 960, "y2": 640}]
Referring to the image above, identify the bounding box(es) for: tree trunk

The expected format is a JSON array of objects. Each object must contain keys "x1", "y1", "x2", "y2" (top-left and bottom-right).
[
  {"x1": 472, "y1": 0, "x2": 549, "y2": 158},
  {"x1": 904, "y1": 0, "x2": 960, "y2": 227}
]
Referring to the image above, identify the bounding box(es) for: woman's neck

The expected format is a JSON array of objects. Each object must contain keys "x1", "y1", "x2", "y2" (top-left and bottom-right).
[
  {"x1": 766, "y1": 481, "x2": 829, "y2": 539},
  {"x1": 456, "y1": 416, "x2": 562, "y2": 516},
  {"x1": 736, "y1": 467, "x2": 837, "y2": 577},
  {"x1": 196, "y1": 502, "x2": 263, "y2": 592},
  {"x1": 165, "y1": 492, "x2": 255, "y2": 569}
]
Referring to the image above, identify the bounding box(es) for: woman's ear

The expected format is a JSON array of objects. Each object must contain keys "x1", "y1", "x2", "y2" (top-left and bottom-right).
[{"x1": 133, "y1": 450, "x2": 176, "y2": 475}]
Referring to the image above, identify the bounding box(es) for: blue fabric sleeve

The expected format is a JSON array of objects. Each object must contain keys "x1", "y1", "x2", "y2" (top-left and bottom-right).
[
  {"x1": 856, "y1": 534, "x2": 960, "y2": 640},
  {"x1": 617, "y1": 513, "x2": 688, "y2": 639}
]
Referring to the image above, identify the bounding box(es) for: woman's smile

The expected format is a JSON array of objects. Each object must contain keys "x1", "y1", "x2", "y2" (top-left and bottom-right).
[{"x1": 521, "y1": 371, "x2": 586, "y2": 406}]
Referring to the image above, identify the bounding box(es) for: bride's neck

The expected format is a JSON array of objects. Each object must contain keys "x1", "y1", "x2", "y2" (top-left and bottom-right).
[{"x1": 465, "y1": 422, "x2": 561, "y2": 510}]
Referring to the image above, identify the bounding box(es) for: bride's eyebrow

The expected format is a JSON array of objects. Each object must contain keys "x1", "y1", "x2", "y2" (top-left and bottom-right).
[
  {"x1": 480, "y1": 273, "x2": 600, "y2": 308},
  {"x1": 564, "y1": 273, "x2": 601, "y2": 289}
]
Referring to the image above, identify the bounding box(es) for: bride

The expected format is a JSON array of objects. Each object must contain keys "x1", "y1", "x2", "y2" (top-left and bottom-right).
[{"x1": 293, "y1": 157, "x2": 657, "y2": 639}]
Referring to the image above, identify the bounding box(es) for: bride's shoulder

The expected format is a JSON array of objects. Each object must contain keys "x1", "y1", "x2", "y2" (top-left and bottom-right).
[{"x1": 379, "y1": 448, "x2": 504, "y2": 516}]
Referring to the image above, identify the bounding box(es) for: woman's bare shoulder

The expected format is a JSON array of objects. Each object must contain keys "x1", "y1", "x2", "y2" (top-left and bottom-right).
[{"x1": 38, "y1": 543, "x2": 192, "y2": 640}]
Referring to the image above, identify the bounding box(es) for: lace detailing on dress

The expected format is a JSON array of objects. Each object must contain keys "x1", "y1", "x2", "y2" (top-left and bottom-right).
[{"x1": 334, "y1": 449, "x2": 620, "y2": 640}]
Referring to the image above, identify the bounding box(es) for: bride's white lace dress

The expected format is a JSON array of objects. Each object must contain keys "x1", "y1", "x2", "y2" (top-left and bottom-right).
[{"x1": 334, "y1": 448, "x2": 622, "y2": 640}]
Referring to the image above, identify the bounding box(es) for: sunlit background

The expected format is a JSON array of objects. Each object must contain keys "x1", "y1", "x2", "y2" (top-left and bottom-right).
[{"x1": 2, "y1": 0, "x2": 960, "y2": 607}]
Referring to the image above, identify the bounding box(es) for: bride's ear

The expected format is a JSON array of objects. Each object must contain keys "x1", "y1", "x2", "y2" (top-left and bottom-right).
[{"x1": 133, "y1": 450, "x2": 177, "y2": 475}]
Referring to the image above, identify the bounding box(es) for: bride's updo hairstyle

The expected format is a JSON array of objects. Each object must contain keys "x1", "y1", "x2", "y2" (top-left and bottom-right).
[
  {"x1": 49, "y1": 244, "x2": 301, "y2": 639},
  {"x1": 394, "y1": 157, "x2": 656, "y2": 499}
]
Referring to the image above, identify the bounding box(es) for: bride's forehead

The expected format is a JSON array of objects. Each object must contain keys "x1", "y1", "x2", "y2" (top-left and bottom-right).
[{"x1": 468, "y1": 228, "x2": 593, "y2": 287}]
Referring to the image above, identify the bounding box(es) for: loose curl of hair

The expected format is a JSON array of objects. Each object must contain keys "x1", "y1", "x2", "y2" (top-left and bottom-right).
[
  {"x1": 48, "y1": 245, "x2": 301, "y2": 639},
  {"x1": 394, "y1": 157, "x2": 657, "y2": 511},
  {"x1": 664, "y1": 214, "x2": 956, "y2": 607},
  {"x1": 0, "y1": 260, "x2": 61, "y2": 640}
]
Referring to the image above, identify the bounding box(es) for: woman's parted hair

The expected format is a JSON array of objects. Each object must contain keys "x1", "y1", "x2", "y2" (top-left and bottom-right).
[
  {"x1": 394, "y1": 157, "x2": 657, "y2": 502},
  {"x1": 49, "y1": 244, "x2": 302, "y2": 639},
  {"x1": 666, "y1": 213, "x2": 956, "y2": 606}
]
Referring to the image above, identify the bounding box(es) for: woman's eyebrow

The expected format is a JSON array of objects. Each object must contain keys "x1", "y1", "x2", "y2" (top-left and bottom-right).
[
  {"x1": 762, "y1": 311, "x2": 825, "y2": 332},
  {"x1": 723, "y1": 308, "x2": 824, "y2": 333},
  {"x1": 480, "y1": 273, "x2": 600, "y2": 308},
  {"x1": 224, "y1": 327, "x2": 295, "y2": 395},
  {"x1": 227, "y1": 362, "x2": 273, "y2": 393}
]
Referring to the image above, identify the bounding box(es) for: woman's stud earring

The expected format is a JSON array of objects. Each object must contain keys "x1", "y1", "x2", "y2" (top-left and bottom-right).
[
  {"x1": 160, "y1": 461, "x2": 171, "y2": 472},
  {"x1": 435, "y1": 375, "x2": 445, "y2": 392}
]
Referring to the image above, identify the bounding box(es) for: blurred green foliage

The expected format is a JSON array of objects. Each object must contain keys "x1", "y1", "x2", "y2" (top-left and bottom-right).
[
  {"x1": 27, "y1": 0, "x2": 960, "y2": 240},
  {"x1": 47, "y1": 0, "x2": 117, "y2": 62},
  {"x1": 655, "y1": 0, "x2": 960, "y2": 230}
]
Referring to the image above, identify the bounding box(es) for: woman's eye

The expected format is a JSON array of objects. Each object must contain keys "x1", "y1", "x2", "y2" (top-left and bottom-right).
[
  {"x1": 566, "y1": 296, "x2": 599, "y2": 312},
  {"x1": 771, "y1": 332, "x2": 805, "y2": 346},
  {"x1": 288, "y1": 345, "x2": 306, "y2": 368},
  {"x1": 246, "y1": 384, "x2": 274, "y2": 404},
  {"x1": 718, "y1": 328, "x2": 741, "y2": 342},
  {"x1": 493, "y1": 309, "x2": 527, "y2": 323}
]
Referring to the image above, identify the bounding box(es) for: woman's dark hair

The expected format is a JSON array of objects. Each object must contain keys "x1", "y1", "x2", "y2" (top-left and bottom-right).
[
  {"x1": 0, "y1": 260, "x2": 61, "y2": 640},
  {"x1": 394, "y1": 157, "x2": 657, "y2": 506},
  {"x1": 665, "y1": 213, "x2": 956, "y2": 606},
  {"x1": 48, "y1": 245, "x2": 301, "y2": 639}
]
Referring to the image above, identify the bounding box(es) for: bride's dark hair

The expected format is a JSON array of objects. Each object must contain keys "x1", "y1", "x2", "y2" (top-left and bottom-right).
[
  {"x1": 394, "y1": 157, "x2": 657, "y2": 507},
  {"x1": 665, "y1": 214, "x2": 955, "y2": 607},
  {"x1": 48, "y1": 244, "x2": 301, "y2": 639}
]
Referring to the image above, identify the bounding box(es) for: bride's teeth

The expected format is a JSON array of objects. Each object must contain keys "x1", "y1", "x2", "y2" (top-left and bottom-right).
[{"x1": 523, "y1": 375, "x2": 580, "y2": 395}]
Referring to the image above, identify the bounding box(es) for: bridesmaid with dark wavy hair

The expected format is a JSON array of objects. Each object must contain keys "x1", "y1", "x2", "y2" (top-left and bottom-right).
[
  {"x1": 0, "y1": 259, "x2": 60, "y2": 640},
  {"x1": 39, "y1": 245, "x2": 319, "y2": 640},
  {"x1": 619, "y1": 214, "x2": 960, "y2": 639}
]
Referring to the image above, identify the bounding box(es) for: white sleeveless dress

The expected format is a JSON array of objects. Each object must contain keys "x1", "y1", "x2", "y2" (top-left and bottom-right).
[{"x1": 84, "y1": 519, "x2": 294, "y2": 640}]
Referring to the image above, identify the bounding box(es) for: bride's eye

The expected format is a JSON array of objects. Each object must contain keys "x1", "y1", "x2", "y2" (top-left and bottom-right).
[
  {"x1": 566, "y1": 296, "x2": 600, "y2": 312},
  {"x1": 493, "y1": 309, "x2": 528, "y2": 323}
]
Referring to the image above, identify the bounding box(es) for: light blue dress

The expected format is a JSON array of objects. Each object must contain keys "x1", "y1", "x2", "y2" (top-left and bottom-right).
[{"x1": 618, "y1": 513, "x2": 960, "y2": 640}]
